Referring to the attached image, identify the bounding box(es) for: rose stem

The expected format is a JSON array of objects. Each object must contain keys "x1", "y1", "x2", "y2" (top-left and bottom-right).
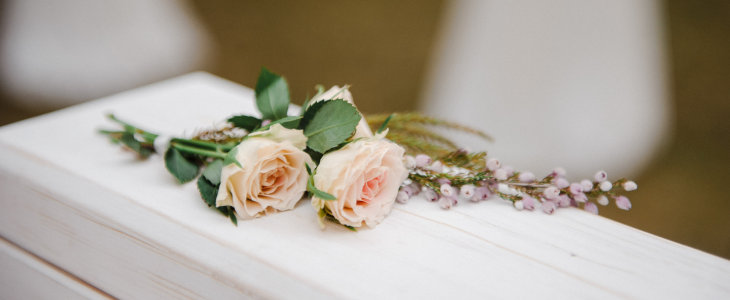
[{"x1": 171, "y1": 143, "x2": 227, "y2": 159}]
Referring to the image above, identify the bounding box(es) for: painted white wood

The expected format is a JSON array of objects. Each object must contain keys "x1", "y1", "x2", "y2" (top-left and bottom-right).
[
  {"x1": 0, "y1": 72, "x2": 728, "y2": 299},
  {"x1": 0, "y1": 237, "x2": 112, "y2": 299}
]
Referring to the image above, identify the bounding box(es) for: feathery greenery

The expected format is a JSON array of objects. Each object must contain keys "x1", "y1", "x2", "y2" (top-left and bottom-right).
[{"x1": 366, "y1": 112, "x2": 491, "y2": 157}]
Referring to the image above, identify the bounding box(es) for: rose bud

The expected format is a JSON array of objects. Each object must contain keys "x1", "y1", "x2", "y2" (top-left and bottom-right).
[
  {"x1": 569, "y1": 183, "x2": 583, "y2": 195},
  {"x1": 542, "y1": 200, "x2": 557, "y2": 214},
  {"x1": 600, "y1": 181, "x2": 612, "y2": 191},
  {"x1": 425, "y1": 189, "x2": 439, "y2": 202},
  {"x1": 623, "y1": 181, "x2": 638, "y2": 191},
  {"x1": 415, "y1": 154, "x2": 431, "y2": 168},
  {"x1": 518, "y1": 172, "x2": 536, "y2": 183},
  {"x1": 514, "y1": 200, "x2": 524, "y2": 211},
  {"x1": 486, "y1": 158, "x2": 501, "y2": 171},
  {"x1": 494, "y1": 169, "x2": 509, "y2": 180},
  {"x1": 615, "y1": 196, "x2": 632, "y2": 210},
  {"x1": 594, "y1": 170, "x2": 608, "y2": 182},
  {"x1": 543, "y1": 186, "x2": 560, "y2": 199},
  {"x1": 555, "y1": 178, "x2": 570, "y2": 189},
  {"x1": 597, "y1": 195, "x2": 609, "y2": 206},
  {"x1": 584, "y1": 202, "x2": 599, "y2": 214},
  {"x1": 573, "y1": 193, "x2": 587, "y2": 203},
  {"x1": 552, "y1": 167, "x2": 566, "y2": 178},
  {"x1": 404, "y1": 155, "x2": 417, "y2": 169},
  {"x1": 460, "y1": 185, "x2": 476, "y2": 198},
  {"x1": 580, "y1": 179, "x2": 594, "y2": 192},
  {"x1": 438, "y1": 197, "x2": 453, "y2": 209},
  {"x1": 396, "y1": 190, "x2": 409, "y2": 204},
  {"x1": 522, "y1": 195, "x2": 535, "y2": 210},
  {"x1": 440, "y1": 184, "x2": 454, "y2": 196}
]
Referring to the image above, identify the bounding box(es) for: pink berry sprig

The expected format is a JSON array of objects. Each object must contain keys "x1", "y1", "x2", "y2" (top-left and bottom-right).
[{"x1": 398, "y1": 152, "x2": 637, "y2": 215}]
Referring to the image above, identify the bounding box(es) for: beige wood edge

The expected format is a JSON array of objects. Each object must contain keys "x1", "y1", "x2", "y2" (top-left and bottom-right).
[{"x1": 0, "y1": 236, "x2": 113, "y2": 299}]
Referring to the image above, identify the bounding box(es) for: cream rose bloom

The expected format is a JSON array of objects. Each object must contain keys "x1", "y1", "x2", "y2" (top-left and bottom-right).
[
  {"x1": 216, "y1": 124, "x2": 312, "y2": 219},
  {"x1": 309, "y1": 85, "x2": 373, "y2": 139},
  {"x1": 312, "y1": 131, "x2": 407, "y2": 228}
]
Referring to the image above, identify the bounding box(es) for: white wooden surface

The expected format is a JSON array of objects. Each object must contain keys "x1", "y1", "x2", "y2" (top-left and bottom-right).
[
  {"x1": 0, "y1": 236, "x2": 112, "y2": 299},
  {"x1": 0, "y1": 72, "x2": 729, "y2": 299}
]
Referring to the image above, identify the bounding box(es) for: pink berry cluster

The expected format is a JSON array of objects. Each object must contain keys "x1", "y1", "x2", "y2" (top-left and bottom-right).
[{"x1": 398, "y1": 153, "x2": 636, "y2": 215}]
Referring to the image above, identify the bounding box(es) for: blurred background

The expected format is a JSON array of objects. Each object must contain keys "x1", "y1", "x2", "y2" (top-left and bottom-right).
[{"x1": 1, "y1": 0, "x2": 728, "y2": 258}]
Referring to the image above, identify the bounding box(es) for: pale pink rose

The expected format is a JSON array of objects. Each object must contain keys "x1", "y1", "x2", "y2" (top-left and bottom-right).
[
  {"x1": 216, "y1": 124, "x2": 313, "y2": 219},
  {"x1": 312, "y1": 132, "x2": 407, "y2": 228},
  {"x1": 308, "y1": 85, "x2": 373, "y2": 139}
]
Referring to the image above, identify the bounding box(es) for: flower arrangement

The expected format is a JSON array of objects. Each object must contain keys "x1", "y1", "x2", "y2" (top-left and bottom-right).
[{"x1": 100, "y1": 67, "x2": 636, "y2": 230}]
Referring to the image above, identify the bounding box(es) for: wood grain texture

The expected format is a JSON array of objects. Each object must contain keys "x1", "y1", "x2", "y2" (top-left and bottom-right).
[
  {"x1": 0, "y1": 236, "x2": 113, "y2": 299},
  {"x1": 0, "y1": 72, "x2": 728, "y2": 299}
]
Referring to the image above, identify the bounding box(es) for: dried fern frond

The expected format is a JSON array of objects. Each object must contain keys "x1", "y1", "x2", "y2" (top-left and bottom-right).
[
  {"x1": 366, "y1": 112, "x2": 491, "y2": 157},
  {"x1": 439, "y1": 151, "x2": 487, "y2": 171},
  {"x1": 397, "y1": 123, "x2": 458, "y2": 149},
  {"x1": 384, "y1": 132, "x2": 452, "y2": 157},
  {"x1": 366, "y1": 112, "x2": 493, "y2": 142}
]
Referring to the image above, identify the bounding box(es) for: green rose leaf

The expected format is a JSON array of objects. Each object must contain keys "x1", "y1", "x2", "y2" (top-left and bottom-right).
[
  {"x1": 217, "y1": 205, "x2": 230, "y2": 217},
  {"x1": 197, "y1": 176, "x2": 218, "y2": 207},
  {"x1": 228, "y1": 115, "x2": 262, "y2": 131},
  {"x1": 307, "y1": 175, "x2": 337, "y2": 201},
  {"x1": 302, "y1": 99, "x2": 361, "y2": 153},
  {"x1": 255, "y1": 116, "x2": 302, "y2": 132},
  {"x1": 202, "y1": 159, "x2": 224, "y2": 185},
  {"x1": 164, "y1": 147, "x2": 200, "y2": 184},
  {"x1": 255, "y1": 67, "x2": 290, "y2": 121},
  {"x1": 119, "y1": 132, "x2": 152, "y2": 158},
  {"x1": 229, "y1": 210, "x2": 238, "y2": 226}
]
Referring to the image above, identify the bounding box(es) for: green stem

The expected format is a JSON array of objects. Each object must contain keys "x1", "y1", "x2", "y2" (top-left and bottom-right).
[
  {"x1": 172, "y1": 143, "x2": 227, "y2": 159},
  {"x1": 98, "y1": 130, "x2": 125, "y2": 135},
  {"x1": 171, "y1": 138, "x2": 235, "y2": 151},
  {"x1": 107, "y1": 114, "x2": 159, "y2": 142}
]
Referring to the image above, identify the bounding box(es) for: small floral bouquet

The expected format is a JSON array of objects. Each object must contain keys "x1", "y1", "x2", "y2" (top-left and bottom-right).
[{"x1": 100, "y1": 67, "x2": 636, "y2": 231}]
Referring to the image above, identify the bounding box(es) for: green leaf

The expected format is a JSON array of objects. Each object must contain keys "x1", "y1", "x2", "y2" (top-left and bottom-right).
[
  {"x1": 223, "y1": 147, "x2": 242, "y2": 168},
  {"x1": 307, "y1": 175, "x2": 337, "y2": 200},
  {"x1": 197, "y1": 176, "x2": 218, "y2": 206},
  {"x1": 344, "y1": 225, "x2": 357, "y2": 232},
  {"x1": 377, "y1": 113, "x2": 395, "y2": 134},
  {"x1": 255, "y1": 116, "x2": 302, "y2": 132},
  {"x1": 164, "y1": 147, "x2": 200, "y2": 184},
  {"x1": 298, "y1": 99, "x2": 328, "y2": 130},
  {"x1": 302, "y1": 100, "x2": 361, "y2": 153},
  {"x1": 217, "y1": 205, "x2": 230, "y2": 217},
  {"x1": 229, "y1": 211, "x2": 238, "y2": 226},
  {"x1": 305, "y1": 163, "x2": 313, "y2": 176},
  {"x1": 304, "y1": 148, "x2": 323, "y2": 166},
  {"x1": 255, "y1": 67, "x2": 290, "y2": 121},
  {"x1": 202, "y1": 159, "x2": 224, "y2": 185},
  {"x1": 119, "y1": 132, "x2": 151, "y2": 158},
  {"x1": 228, "y1": 115, "x2": 262, "y2": 131}
]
